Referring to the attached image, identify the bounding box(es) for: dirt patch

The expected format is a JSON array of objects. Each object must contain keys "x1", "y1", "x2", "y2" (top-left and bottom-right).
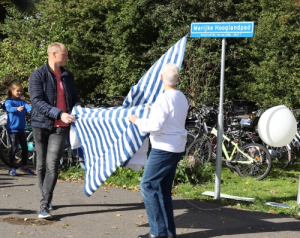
[{"x1": 0, "y1": 216, "x2": 56, "y2": 226}]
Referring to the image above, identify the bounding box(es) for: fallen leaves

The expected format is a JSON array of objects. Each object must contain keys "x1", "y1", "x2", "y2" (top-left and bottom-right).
[
  {"x1": 135, "y1": 221, "x2": 148, "y2": 226},
  {"x1": 0, "y1": 216, "x2": 55, "y2": 226}
]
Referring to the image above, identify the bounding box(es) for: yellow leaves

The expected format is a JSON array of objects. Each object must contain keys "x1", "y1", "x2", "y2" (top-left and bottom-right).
[{"x1": 135, "y1": 221, "x2": 148, "y2": 226}]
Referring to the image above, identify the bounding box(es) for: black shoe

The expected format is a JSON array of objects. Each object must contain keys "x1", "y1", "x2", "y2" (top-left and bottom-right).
[{"x1": 138, "y1": 233, "x2": 175, "y2": 238}]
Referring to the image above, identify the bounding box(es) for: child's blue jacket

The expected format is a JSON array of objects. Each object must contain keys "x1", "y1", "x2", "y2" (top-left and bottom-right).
[{"x1": 4, "y1": 98, "x2": 32, "y2": 133}]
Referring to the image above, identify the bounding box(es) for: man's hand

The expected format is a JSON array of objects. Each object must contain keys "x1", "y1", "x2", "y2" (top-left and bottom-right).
[
  {"x1": 128, "y1": 114, "x2": 138, "y2": 124},
  {"x1": 61, "y1": 112, "x2": 76, "y2": 124}
]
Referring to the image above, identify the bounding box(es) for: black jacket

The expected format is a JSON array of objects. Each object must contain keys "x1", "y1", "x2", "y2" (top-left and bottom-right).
[{"x1": 29, "y1": 63, "x2": 83, "y2": 130}]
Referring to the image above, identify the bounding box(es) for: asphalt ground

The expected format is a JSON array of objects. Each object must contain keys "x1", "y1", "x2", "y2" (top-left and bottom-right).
[{"x1": 0, "y1": 162, "x2": 300, "y2": 238}]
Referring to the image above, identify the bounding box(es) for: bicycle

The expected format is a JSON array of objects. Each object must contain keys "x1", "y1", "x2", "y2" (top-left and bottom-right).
[
  {"x1": 243, "y1": 105, "x2": 298, "y2": 169},
  {"x1": 186, "y1": 127, "x2": 272, "y2": 180}
]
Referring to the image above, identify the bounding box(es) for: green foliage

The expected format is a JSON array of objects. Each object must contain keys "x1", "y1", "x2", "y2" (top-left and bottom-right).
[
  {"x1": 240, "y1": 0, "x2": 300, "y2": 106},
  {"x1": 174, "y1": 157, "x2": 215, "y2": 185},
  {"x1": 58, "y1": 163, "x2": 85, "y2": 181},
  {"x1": 174, "y1": 164, "x2": 300, "y2": 218},
  {"x1": 105, "y1": 166, "x2": 144, "y2": 188},
  {"x1": 1, "y1": 0, "x2": 300, "y2": 106}
]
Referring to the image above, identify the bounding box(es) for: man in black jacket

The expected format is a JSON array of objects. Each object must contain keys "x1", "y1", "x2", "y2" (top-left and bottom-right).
[{"x1": 29, "y1": 42, "x2": 83, "y2": 219}]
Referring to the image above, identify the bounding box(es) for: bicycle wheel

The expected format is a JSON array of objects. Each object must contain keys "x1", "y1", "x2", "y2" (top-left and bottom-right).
[
  {"x1": 186, "y1": 137, "x2": 212, "y2": 165},
  {"x1": 186, "y1": 132, "x2": 196, "y2": 151},
  {"x1": 60, "y1": 145, "x2": 72, "y2": 170},
  {"x1": 273, "y1": 145, "x2": 291, "y2": 169},
  {"x1": 0, "y1": 130, "x2": 23, "y2": 168},
  {"x1": 26, "y1": 132, "x2": 35, "y2": 165},
  {"x1": 185, "y1": 124, "x2": 200, "y2": 135},
  {"x1": 235, "y1": 143, "x2": 272, "y2": 180},
  {"x1": 289, "y1": 141, "x2": 299, "y2": 165}
]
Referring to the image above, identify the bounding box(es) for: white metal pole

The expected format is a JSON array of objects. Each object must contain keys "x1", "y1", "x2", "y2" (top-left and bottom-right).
[
  {"x1": 214, "y1": 38, "x2": 226, "y2": 199},
  {"x1": 297, "y1": 175, "x2": 300, "y2": 205}
]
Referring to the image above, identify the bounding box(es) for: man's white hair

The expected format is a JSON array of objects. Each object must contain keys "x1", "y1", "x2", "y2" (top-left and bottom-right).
[
  {"x1": 161, "y1": 63, "x2": 179, "y2": 86},
  {"x1": 47, "y1": 42, "x2": 64, "y2": 55}
]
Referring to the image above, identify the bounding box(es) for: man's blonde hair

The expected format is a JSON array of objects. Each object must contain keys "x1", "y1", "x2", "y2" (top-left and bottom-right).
[
  {"x1": 161, "y1": 63, "x2": 179, "y2": 86},
  {"x1": 47, "y1": 42, "x2": 64, "y2": 55}
]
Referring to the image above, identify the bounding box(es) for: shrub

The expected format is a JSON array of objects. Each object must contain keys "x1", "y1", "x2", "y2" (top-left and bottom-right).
[{"x1": 174, "y1": 156, "x2": 214, "y2": 185}]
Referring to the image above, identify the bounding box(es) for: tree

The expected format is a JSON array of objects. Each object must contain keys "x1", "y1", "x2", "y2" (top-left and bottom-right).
[
  {"x1": 240, "y1": 0, "x2": 300, "y2": 107},
  {"x1": 1, "y1": 0, "x2": 300, "y2": 107}
]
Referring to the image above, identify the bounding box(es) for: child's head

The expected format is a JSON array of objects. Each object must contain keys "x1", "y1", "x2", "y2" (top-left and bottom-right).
[{"x1": 8, "y1": 82, "x2": 23, "y2": 98}]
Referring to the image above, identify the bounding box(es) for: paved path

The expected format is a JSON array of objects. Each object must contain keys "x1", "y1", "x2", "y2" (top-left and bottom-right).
[{"x1": 0, "y1": 166, "x2": 300, "y2": 238}]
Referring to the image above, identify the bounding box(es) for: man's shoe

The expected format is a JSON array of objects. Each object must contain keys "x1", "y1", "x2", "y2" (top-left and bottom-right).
[
  {"x1": 38, "y1": 208, "x2": 53, "y2": 219},
  {"x1": 48, "y1": 203, "x2": 53, "y2": 211},
  {"x1": 19, "y1": 166, "x2": 34, "y2": 175},
  {"x1": 9, "y1": 168, "x2": 17, "y2": 176},
  {"x1": 138, "y1": 233, "x2": 171, "y2": 238}
]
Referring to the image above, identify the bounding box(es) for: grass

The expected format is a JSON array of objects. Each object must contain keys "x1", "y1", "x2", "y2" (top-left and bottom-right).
[{"x1": 58, "y1": 159, "x2": 300, "y2": 218}]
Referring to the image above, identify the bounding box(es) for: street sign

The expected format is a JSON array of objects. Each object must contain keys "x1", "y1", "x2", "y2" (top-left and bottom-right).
[
  {"x1": 191, "y1": 22, "x2": 255, "y2": 38},
  {"x1": 190, "y1": 21, "x2": 255, "y2": 200}
]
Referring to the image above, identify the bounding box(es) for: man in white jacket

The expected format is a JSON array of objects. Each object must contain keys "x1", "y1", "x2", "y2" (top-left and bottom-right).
[{"x1": 129, "y1": 63, "x2": 189, "y2": 238}]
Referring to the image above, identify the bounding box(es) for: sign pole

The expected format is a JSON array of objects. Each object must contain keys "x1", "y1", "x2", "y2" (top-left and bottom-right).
[
  {"x1": 297, "y1": 175, "x2": 300, "y2": 205},
  {"x1": 190, "y1": 21, "x2": 254, "y2": 200},
  {"x1": 214, "y1": 38, "x2": 226, "y2": 199}
]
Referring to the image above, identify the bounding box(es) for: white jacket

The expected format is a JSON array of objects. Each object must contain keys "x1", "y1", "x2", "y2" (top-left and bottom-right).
[{"x1": 135, "y1": 89, "x2": 189, "y2": 153}]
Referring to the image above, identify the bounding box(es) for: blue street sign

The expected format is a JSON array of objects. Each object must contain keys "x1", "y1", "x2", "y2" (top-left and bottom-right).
[{"x1": 191, "y1": 22, "x2": 254, "y2": 38}]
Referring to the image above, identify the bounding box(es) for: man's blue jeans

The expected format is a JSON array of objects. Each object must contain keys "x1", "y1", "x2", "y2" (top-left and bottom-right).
[
  {"x1": 32, "y1": 127, "x2": 69, "y2": 210},
  {"x1": 140, "y1": 148, "x2": 183, "y2": 237}
]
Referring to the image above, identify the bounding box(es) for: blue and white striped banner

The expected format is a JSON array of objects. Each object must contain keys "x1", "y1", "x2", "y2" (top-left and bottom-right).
[{"x1": 71, "y1": 36, "x2": 187, "y2": 196}]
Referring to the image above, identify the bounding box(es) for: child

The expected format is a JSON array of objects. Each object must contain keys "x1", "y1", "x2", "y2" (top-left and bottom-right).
[{"x1": 3, "y1": 82, "x2": 34, "y2": 175}]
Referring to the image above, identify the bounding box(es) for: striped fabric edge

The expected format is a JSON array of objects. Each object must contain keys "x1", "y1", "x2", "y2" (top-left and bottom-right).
[{"x1": 71, "y1": 35, "x2": 187, "y2": 196}]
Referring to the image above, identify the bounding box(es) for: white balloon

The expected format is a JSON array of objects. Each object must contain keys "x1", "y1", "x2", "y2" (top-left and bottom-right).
[{"x1": 258, "y1": 105, "x2": 297, "y2": 147}]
